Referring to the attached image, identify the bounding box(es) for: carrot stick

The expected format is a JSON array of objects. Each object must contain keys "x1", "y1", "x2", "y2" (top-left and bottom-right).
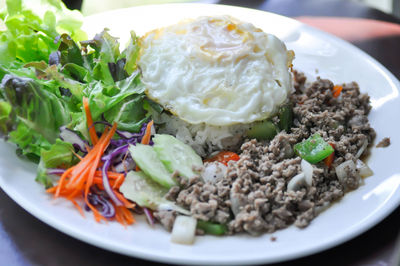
[
  {"x1": 70, "y1": 199, "x2": 85, "y2": 218},
  {"x1": 55, "y1": 167, "x2": 75, "y2": 197},
  {"x1": 67, "y1": 129, "x2": 110, "y2": 187},
  {"x1": 48, "y1": 123, "x2": 118, "y2": 223},
  {"x1": 332, "y1": 85, "x2": 343, "y2": 98},
  {"x1": 113, "y1": 174, "x2": 124, "y2": 189},
  {"x1": 114, "y1": 190, "x2": 135, "y2": 208},
  {"x1": 115, "y1": 205, "x2": 135, "y2": 226},
  {"x1": 71, "y1": 149, "x2": 83, "y2": 161},
  {"x1": 136, "y1": 120, "x2": 154, "y2": 171},
  {"x1": 83, "y1": 97, "x2": 99, "y2": 145},
  {"x1": 84, "y1": 123, "x2": 117, "y2": 221},
  {"x1": 141, "y1": 120, "x2": 154, "y2": 145}
]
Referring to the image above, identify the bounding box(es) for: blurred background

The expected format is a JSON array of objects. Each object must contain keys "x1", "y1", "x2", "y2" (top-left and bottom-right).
[{"x1": 61, "y1": 0, "x2": 400, "y2": 18}]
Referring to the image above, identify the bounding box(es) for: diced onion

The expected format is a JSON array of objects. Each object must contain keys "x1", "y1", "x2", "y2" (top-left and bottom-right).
[
  {"x1": 202, "y1": 162, "x2": 227, "y2": 183},
  {"x1": 287, "y1": 173, "x2": 306, "y2": 192},
  {"x1": 171, "y1": 216, "x2": 197, "y2": 245},
  {"x1": 335, "y1": 160, "x2": 356, "y2": 183},
  {"x1": 301, "y1": 159, "x2": 313, "y2": 186},
  {"x1": 356, "y1": 159, "x2": 373, "y2": 178},
  {"x1": 355, "y1": 140, "x2": 368, "y2": 159},
  {"x1": 230, "y1": 193, "x2": 241, "y2": 216}
]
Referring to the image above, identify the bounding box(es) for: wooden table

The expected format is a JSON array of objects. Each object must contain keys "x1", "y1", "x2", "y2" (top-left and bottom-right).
[{"x1": 1, "y1": 0, "x2": 400, "y2": 265}]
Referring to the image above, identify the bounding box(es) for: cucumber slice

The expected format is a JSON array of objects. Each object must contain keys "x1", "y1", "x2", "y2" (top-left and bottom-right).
[
  {"x1": 129, "y1": 144, "x2": 177, "y2": 188},
  {"x1": 120, "y1": 171, "x2": 168, "y2": 209},
  {"x1": 120, "y1": 171, "x2": 190, "y2": 214},
  {"x1": 153, "y1": 134, "x2": 203, "y2": 179}
]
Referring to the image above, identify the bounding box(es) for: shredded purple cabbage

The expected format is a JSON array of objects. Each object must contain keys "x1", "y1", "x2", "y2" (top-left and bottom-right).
[
  {"x1": 55, "y1": 120, "x2": 152, "y2": 217},
  {"x1": 143, "y1": 207, "x2": 155, "y2": 226},
  {"x1": 102, "y1": 159, "x2": 123, "y2": 206},
  {"x1": 59, "y1": 126, "x2": 89, "y2": 153},
  {"x1": 46, "y1": 168, "x2": 66, "y2": 175},
  {"x1": 99, "y1": 121, "x2": 151, "y2": 206},
  {"x1": 114, "y1": 157, "x2": 135, "y2": 173},
  {"x1": 87, "y1": 192, "x2": 115, "y2": 218}
]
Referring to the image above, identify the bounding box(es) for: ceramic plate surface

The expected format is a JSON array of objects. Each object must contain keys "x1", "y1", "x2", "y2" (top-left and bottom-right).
[{"x1": 1, "y1": 4, "x2": 400, "y2": 265}]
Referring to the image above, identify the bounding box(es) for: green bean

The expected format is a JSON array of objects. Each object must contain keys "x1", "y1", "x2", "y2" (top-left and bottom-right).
[
  {"x1": 247, "y1": 120, "x2": 278, "y2": 140},
  {"x1": 278, "y1": 102, "x2": 293, "y2": 133},
  {"x1": 197, "y1": 220, "x2": 228, "y2": 236}
]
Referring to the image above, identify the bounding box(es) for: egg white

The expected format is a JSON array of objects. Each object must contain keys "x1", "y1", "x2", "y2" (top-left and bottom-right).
[{"x1": 138, "y1": 16, "x2": 293, "y2": 126}]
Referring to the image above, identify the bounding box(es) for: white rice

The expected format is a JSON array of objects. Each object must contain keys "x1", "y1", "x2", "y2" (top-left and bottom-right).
[{"x1": 153, "y1": 112, "x2": 251, "y2": 157}]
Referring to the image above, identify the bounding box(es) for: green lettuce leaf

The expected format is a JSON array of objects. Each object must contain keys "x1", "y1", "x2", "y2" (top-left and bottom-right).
[
  {"x1": 1, "y1": 74, "x2": 70, "y2": 142},
  {"x1": 104, "y1": 94, "x2": 148, "y2": 132},
  {"x1": 40, "y1": 139, "x2": 76, "y2": 168},
  {"x1": 0, "y1": 0, "x2": 163, "y2": 190},
  {"x1": 120, "y1": 31, "x2": 140, "y2": 76},
  {"x1": 9, "y1": 122, "x2": 51, "y2": 161},
  {"x1": 0, "y1": 0, "x2": 86, "y2": 72},
  {"x1": 0, "y1": 100, "x2": 12, "y2": 134},
  {"x1": 36, "y1": 139, "x2": 77, "y2": 188}
]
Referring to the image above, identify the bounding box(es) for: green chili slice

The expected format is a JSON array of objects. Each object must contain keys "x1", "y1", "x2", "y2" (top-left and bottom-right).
[
  {"x1": 197, "y1": 220, "x2": 228, "y2": 236},
  {"x1": 294, "y1": 134, "x2": 334, "y2": 163}
]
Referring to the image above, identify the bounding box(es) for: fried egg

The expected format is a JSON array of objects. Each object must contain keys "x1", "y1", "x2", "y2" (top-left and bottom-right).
[{"x1": 138, "y1": 16, "x2": 294, "y2": 126}]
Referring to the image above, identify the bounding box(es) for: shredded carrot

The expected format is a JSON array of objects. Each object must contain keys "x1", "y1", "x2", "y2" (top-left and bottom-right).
[
  {"x1": 49, "y1": 125, "x2": 115, "y2": 222},
  {"x1": 47, "y1": 173, "x2": 124, "y2": 194},
  {"x1": 324, "y1": 143, "x2": 335, "y2": 168},
  {"x1": 136, "y1": 120, "x2": 154, "y2": 171},
  {"x1": 93, "y1": 178, "x2": 119, "y2": 189},
  {"x1": 53, "y1": 167, "x2": 75, "y2": 197},
  {"x1": 95, "y1": 171, "x2": 123, "y2": 179},
  {"x1": 113, "y1": 174, "x2": 124, "y2": 189},
  {"x1": 115, "y1": 205, "x2": 135, "y2": 227},
  {"x1": 141, "y1": 120, "x2": 154, "y2": 145},
  {"x1": 121, "y1": 150, "x2": 130, "y2": 175},
  {"x1": 84, "y1": 125, "x2": 117, "y2": 212},
  {"x1": 83, "y1": 97, "x2": 99, "y2": 145},
  {"x1": 114, "y1": 190, "x2": 136, "y2": 209},
  {"x1": 70, "y1": 199, "x2": 85, "y2": 218},
  {"x1": 47, "y1": 101, "x2": 138, "y2": 226},
  {"x1": 71, "y1": 148, "x2": 83, "y2": 161},
  {"x1": 332, "y1": 85, "x2": 343, "y2": 98}
]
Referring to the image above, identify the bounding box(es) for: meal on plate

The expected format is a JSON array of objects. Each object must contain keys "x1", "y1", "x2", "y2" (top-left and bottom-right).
[{"x1": 0, "y1": 0, "x2": 375, "y2": 244}]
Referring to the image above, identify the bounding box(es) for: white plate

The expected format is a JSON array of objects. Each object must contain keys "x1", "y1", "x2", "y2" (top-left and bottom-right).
[{"x1": 1, "y1": 4, "x2": 400, "y2": 265}]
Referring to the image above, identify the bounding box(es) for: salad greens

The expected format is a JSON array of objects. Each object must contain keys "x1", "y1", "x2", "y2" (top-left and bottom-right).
[
  {"x1": 36, "y1": 139, "x2": 77, "y2": 187},
  {"x1": 0, "y1": 0, "x2": 224, "y2": 237},
  {"x1": 0, "y1": 0, "x2": 86, "y2": 71},
  {"x1": 0, "y1": 0, "x2": 156, "y2": 187}
]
